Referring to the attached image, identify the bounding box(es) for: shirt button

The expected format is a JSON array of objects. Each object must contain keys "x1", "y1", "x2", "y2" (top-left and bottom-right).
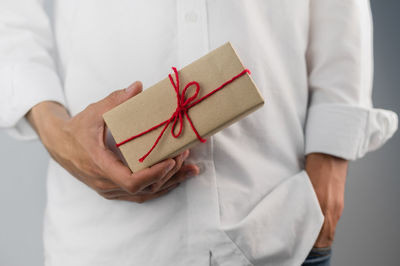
[{"x1": 184, "y1": 11, "x2": 198, "y2": 23}]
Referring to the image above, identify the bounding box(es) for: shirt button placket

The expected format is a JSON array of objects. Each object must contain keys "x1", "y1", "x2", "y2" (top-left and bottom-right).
[
  {"x1": 175, "y1": 1, "x2": 219, "y2": 263},
  {"x1": 176, "y1": 0, "x2": 209, "y2": 68}
]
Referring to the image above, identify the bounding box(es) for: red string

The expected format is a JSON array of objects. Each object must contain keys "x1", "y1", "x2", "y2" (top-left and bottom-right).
[{"x1": 116, "y1": 66, "x2": 251, "y2": 162}]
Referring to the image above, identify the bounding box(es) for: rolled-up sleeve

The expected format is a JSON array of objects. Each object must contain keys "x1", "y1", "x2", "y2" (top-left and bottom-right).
[
  {"x1": 305, "y1": 0, "x2": 398, "y2": 160},
  {"x1": 0, "y1": 0, "x2": 66, "y2": 140}
]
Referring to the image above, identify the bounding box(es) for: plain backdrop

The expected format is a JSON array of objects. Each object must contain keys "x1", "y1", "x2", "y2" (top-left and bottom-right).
[{"x1": 0, "y1": 0, "x2": 399, "y2": 265}]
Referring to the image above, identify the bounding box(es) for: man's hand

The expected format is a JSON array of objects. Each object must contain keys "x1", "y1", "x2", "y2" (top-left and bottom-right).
[
  {"x1": 305, "y1": 153, "x2": 349, "y2": 248},
  {"x1": 26, "y1": 81, "x2": 199, "y2": 203}
]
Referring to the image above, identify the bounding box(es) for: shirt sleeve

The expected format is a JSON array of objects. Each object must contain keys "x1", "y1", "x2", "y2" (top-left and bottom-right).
[
  {"x1": 0, "y1": 0, "x2": 66, "y2": 140},
  {"x1": 304, "y1": 0, "x2": 398, "y2": 160}
]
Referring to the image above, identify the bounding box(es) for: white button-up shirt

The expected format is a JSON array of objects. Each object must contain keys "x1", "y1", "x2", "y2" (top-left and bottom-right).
[{"x1": 0, "y1": 1, "x2": 397, "y2": 265}]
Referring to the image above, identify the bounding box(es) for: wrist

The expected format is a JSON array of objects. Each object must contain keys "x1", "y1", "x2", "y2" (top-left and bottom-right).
[
  {"x1": 305, "y1": 153, "x2": 348, "y2": 175},
  {"x1": 26, "y1": 101, "x2": 70, "y2": 149}
]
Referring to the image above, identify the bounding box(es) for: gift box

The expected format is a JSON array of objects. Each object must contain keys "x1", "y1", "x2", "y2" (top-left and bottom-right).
[{"x1": 103, "y1": 42, "x2": 264, "y2": 172}]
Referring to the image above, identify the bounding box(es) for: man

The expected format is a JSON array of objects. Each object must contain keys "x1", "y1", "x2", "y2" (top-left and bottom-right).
[{"x1": 0, "y1": 0, "x2": 397, "y2": 265}]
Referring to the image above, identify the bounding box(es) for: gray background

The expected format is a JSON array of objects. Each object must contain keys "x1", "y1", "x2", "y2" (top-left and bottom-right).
[{"x1": 0, "y1": 0, "x2": 399, "y2": 265}]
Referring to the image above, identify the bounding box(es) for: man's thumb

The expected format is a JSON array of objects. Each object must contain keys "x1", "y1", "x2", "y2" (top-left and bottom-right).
[
  {"x1": 101, "y1": 81, "x2": 143, "y2": 111},
  {"x1": 124, "y1": 81, "x2": 143, "y2": 97}
]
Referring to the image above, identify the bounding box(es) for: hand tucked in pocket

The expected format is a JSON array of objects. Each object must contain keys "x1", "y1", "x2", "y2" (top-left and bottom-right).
[{"x1": 305, "y1": 153, "x2": 349, "y2": 248}]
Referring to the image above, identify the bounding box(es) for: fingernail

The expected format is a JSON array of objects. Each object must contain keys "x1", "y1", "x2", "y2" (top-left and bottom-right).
[
  {"x1": 182, "y1": 150, "x2": 190, "y2": 160},
  {"x1": 186, "y1": 170, "x2": 197, "y2": 178},
  {"x1": 125, "y1": 81, "x2": 139, "y2": 93},
  {"x1": 196, "y1": 163, "x2": 204, "y2": 174},
  {"x1": 166, "y1": 160, "x2": 175, "y2": 172},
  {"x1": 125, "y1": 86, "x2": 133, "y2": 93}
]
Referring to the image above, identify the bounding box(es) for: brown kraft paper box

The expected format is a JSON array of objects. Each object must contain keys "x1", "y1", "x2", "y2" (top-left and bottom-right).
[{"x1": 103, "y1": 42, "x2": 265, "y2": 172}]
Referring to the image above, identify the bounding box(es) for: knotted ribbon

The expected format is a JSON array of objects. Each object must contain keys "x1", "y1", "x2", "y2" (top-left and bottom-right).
[{"x1": 116, "y1": 66, "x2": 251, "y2": 162}]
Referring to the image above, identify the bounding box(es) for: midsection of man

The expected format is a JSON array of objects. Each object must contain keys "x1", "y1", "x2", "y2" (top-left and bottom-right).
[
  {"x1": 2, "y1": 0, "x2": 395, "y2": 265},
  {"x1": 47, "y1": 1, "x2": 318, "y2": 265}
]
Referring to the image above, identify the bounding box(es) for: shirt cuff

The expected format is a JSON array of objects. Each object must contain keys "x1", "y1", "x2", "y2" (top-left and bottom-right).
[
  {"x1": 0, "y1": 63, "x2": 66, "y2": 140},
  {"x1": 304, "y1": 103, "x2": 398, "y2": 160}
]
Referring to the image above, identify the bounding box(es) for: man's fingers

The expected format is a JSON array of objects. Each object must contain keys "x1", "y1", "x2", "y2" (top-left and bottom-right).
[
  {"x1": 129, "y1": 159, "x2": 176, "y2": 192},
  {"x1": 160, "y1": 164, "x2": 199, "y2": 190},
  {"x1": 97, "y1": 146, "x2": 176, "y2": 193},
  {"x1": 96, "y1": 145, "x2": 180, "y2": 195},
  {"x1": 165, "y1": 150, "x2": 189, "y2": 180},
  {"x1": 146, "y1": 150, "x2": 189, "y2": 192},
  {"x1": 113, "y1": 183, "x2": 180, "y2": 203},
  {"x1": 98, "y1": 189, "x2": 127, "y2": 199},
  {"x1": 97, "y1": 81, "x2": 143, "y2": 112},
  {"x1": 93, "y1": 178, "x2": 121, "y2": 193},
  {"x1": 94, "y1": 148, "x2": 140, "y2": 191}
]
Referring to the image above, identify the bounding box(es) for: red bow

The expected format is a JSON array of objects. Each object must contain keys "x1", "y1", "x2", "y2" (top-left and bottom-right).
[{"x1": 116, "y1": 66, "x2": 250, "y2": 163}]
